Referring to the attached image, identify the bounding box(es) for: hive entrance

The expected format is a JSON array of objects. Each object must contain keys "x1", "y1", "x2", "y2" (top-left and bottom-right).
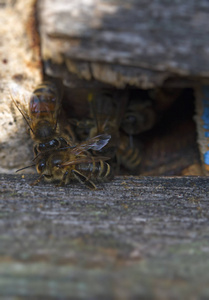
[{"x1": 62, "y1": 86, "x2": 201, "y2": 176}]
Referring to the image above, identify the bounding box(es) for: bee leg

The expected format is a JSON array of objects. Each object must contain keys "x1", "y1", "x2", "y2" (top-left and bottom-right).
[
  {"x1": 72, "y1": 169, "x2": 97, "y2": 190},
  {"x1": 65, "y1": 123, "x2": 76, "y2": 143},
  {"x1": 30, "y1": 174, "x2": 53, "y2": 186},
  {"x1": 56, "y1": 170, "x2": 69, "y2": 187},
  {"x1": 30, "y1": 174, "x2": 45, "y2": 186}
]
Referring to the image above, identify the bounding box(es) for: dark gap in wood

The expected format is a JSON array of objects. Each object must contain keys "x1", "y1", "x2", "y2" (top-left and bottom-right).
[{"x1": 58, "y1": 83, "x2": 201, "y2": 176}]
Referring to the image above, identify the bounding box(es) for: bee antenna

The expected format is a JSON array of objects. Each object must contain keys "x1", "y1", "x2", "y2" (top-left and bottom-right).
[
  {"x1": 33, "y1": 153, "x2": 41, "y2": 161},
  {"x1": 22, "y1": 115, "x2": 35, "y2": 134},
  {"x1": 54, "y1": 119, "x2": 58, "y2": 131},
  {"x1": 16, "y1": 164, "x2": 36, "y2": 172}
]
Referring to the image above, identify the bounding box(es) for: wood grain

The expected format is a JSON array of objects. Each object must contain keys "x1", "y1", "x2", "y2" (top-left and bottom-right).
[
  {"x1": 39, "y1": 0, "x2": 209, "y2": 88},
  {"x1": 0, "y1": 174, "x2": 209, "y2": 298}
]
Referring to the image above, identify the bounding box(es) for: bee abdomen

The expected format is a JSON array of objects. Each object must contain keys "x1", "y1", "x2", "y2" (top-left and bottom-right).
[
  {"x1": 77, "y1": 160, "x2": 114, "y2": 182},
  {"x1": 118, "y1": 146, "x2": 141, "y2": 170},
  {"x1": 33, "y1": 81, "x2": 58, "y2": 97},
  {"x1": 97, "y1": 160, "x2": 114, "y2": 181},
  {"x1": 30, "y1": 81, "x2": 60, "y2": 117}
]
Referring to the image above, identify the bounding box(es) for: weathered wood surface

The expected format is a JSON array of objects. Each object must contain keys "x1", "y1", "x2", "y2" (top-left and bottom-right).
[
  {"x1": 0, "y1": 0, "x2": 42, "y2": 173},
  {"x1": 1, "y1": 174, "x2": 209, "y2": 299},
  {"x1": 39, "y1": 0, "x2": 209, "y2": 88}
]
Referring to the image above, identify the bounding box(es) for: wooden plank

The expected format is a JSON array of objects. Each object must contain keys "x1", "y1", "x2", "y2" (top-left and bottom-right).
[
  {"x1": 1, "y1": 174, "x2": 209, "y2": 298},
  {"x1": 38, "y1": 0, "x2": 209, "y2": 88}
]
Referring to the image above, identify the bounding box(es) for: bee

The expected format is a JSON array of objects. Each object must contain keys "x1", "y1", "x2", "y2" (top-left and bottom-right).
[
  {"x1": 69, "y1": 118, "x2": 95, "y2": 142},
  {"x1": 11, "y1": 81, "x2": 75, "y2": 156},
  {"x1": 117, "y1": 96, "x2": 156, "y2": 172},
  {"x1": 86, "y1": 90, "x2": 143, "y2": 173},
  {"x1": 33, "y1": 134, "x2": 113, "y2": 190},
  {"x1": 116, "y1": 132, "x2": 142, "y2": 172},
  {"x1": 88, "y1": 90, "x2": 128, "y2": 158},
  {"x1": 120, "y1": 98, "x2": 157, "y2": 136}
]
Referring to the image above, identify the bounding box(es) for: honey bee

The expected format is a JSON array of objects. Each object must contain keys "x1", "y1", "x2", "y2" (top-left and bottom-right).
[
  {"x1": 116, "y1": 132, "x2": 142, "y2": 171},
  {"x1": 33, "y1": 134, "x2": 113, "y2": 189},
  {"x1": 87, "y1": 90, "x2": 142, "y2": 172},
  {"x1": 85, "y1": 89, "x2": 142, "y2": 172},
  {"x1": 11, "y1": 81, "x2": 75, "y2": 156},
  {"x1": 69, "y1": 118, "x2": 95, "y2": 141},
  {"x1": 120, "y1": 98, "x2": 157, "y2": 136},
  {"x1": 88, "y1": 90, "x2": 127, "y2": 158}
]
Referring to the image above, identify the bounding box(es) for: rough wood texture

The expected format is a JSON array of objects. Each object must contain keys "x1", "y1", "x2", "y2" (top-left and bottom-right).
[
  {"x1": 39, "y1": 0, "x2": 209, "y2": 88},
  {"x1": 1, "y1": 174, "x2": 209, "y2": 299},
  {"x1": 0, "y1": 0, "x2": 42, "y2": 173}
]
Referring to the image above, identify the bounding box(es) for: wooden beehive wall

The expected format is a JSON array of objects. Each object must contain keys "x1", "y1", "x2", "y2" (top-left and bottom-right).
[
  {"x1": 38, "y1": 0, "x2": 209, "y2": 89},
  {"x1": 0, "y1": 0, "x2": 42, "y2": 173}
]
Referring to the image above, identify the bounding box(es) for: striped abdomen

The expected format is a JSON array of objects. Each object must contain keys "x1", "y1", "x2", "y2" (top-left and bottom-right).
[
  {"x1": 29, "y1": 81, "x2": 61, "y2": 121},
  {"x1": 76, "y1": 159, "x2": 114, "y2": 182},
  {"x1": 117, "y1": 134, "x2": 141, "y2": 170},
  {"x1": 29, "y1": 81, "x2": 62, "y2": 139}
]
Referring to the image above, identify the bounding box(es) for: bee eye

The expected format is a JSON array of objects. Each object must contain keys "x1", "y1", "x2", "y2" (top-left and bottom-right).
[
  {"x1": 49, "y1": 139, "x2": 59, "y2": 148},
  {"x1": 38, "y1": 143, "x2": 46, "y2": 152},
  {"x1": 37, "y1": 160, "x2": 46, "y2": 172}
]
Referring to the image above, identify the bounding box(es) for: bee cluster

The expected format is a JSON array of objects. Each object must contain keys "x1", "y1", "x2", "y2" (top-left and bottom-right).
[{"x1": 12, "y1": 81, "x2": 160, "y2": 189}]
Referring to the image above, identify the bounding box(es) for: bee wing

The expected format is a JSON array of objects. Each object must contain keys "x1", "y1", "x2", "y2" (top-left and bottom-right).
[
  {"x1": 86, "y1": 134, "x2": 111, "y2": 151},
  {"x1": 88, "y1": 91, "x2": 111, "y2": 133},
  {"x1": 88, "y1": 90, "x2": 128, "y2": 133},
  {"x1": 60, "y1": 156, "x2": 110, "y2": 167},
  {"x1": 9, "y1": 82, "x2": 33, "y2": 128},
  {"x1": 69, "y1": 118, "x2": 94, "y2": 129},
  {"x1": 71, "y1": 134, "x2": 111, "y2": 155}
]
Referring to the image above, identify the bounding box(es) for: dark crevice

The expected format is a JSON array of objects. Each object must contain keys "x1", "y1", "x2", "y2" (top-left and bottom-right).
[{"x1": 61, "y1": 84, "x2": 200, "y2": 176}]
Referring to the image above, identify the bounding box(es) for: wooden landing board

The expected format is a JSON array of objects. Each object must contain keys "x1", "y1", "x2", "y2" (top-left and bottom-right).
[{"x1": 0, "y1": 174, "x2": 209, "y2": 299}]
